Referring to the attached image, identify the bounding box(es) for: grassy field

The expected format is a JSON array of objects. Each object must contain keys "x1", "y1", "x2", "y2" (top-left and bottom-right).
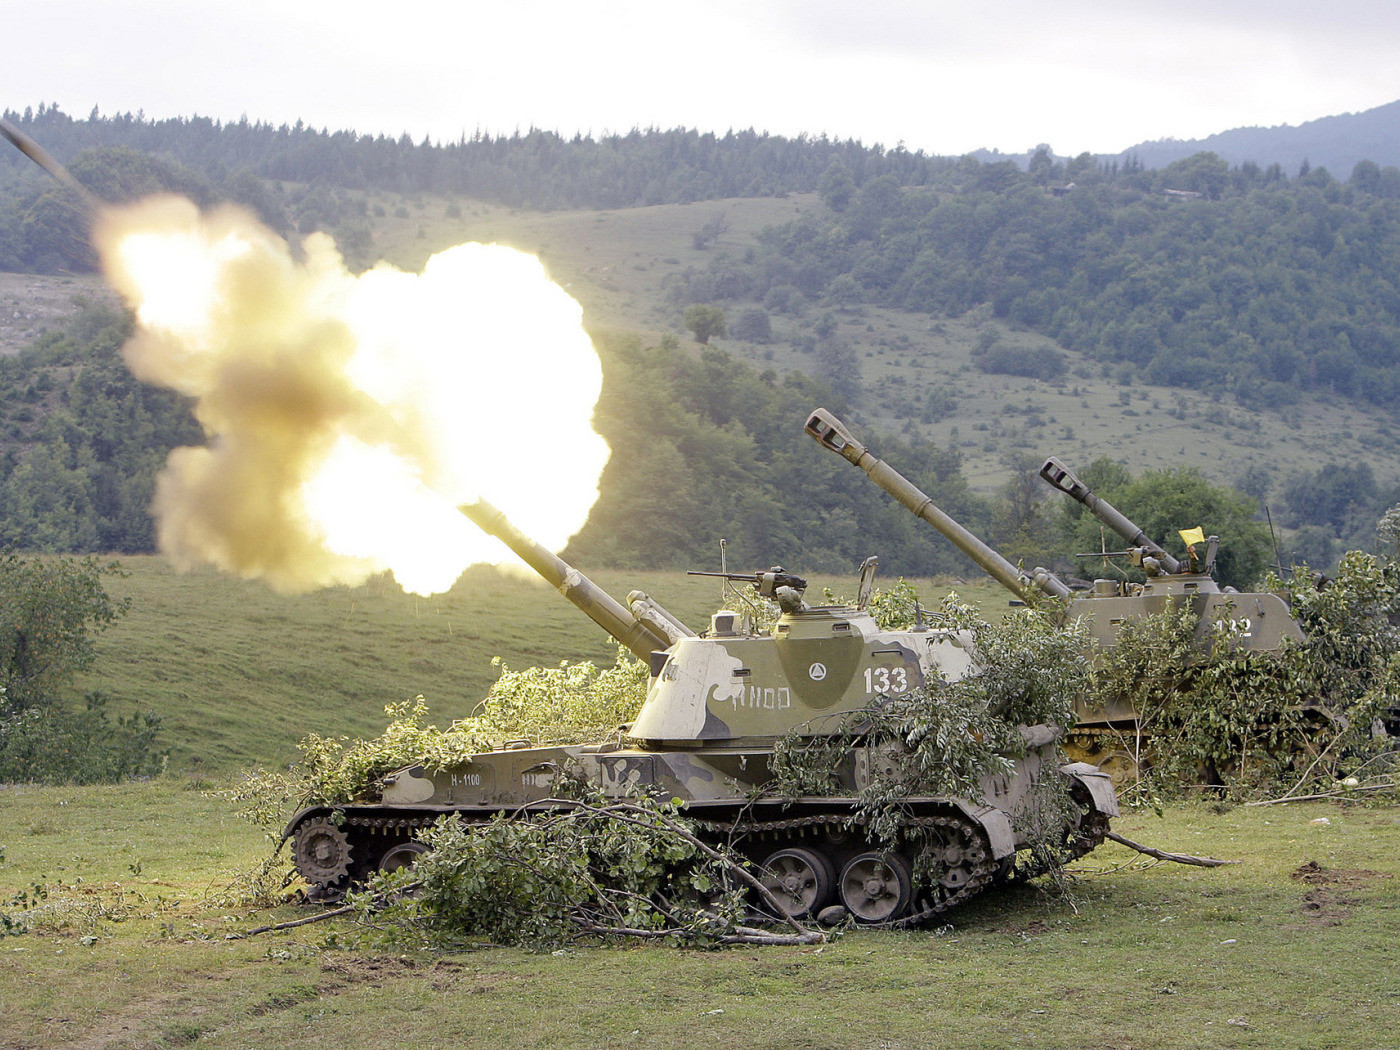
[
  {"x1": 72, "y1": 555, "x2": 1009, "y2": 774},
  {"x1": 3, "y1": 173, "x2": 1399, "y2": 1049},
  {"x1": 7, "y1": 542, "x2": 1398, "y2": 1050},
  {"x1": 1, "y1": 781, "x2": 1396, "y2": 1050}
]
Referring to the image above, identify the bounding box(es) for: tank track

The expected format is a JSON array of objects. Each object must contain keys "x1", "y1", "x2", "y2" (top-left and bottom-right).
[
  {"x1": 1001, "y1": 788, "x2": 1113, "y2": 882},
  {"x1": 695, "y1": 809, "x2": 997, "y2": 927},
  {"x1": 1062, "y1": 728, "x2": 1145, "y2": 788},
  {"x1": 307, "y1": 806, "x2": 999, "y2": 924}
]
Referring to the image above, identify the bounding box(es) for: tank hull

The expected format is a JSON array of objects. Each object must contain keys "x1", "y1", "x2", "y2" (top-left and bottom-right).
[
  {"x1": 284, "y1": 493, "x2": 1118, "y2": 925},
  {"x1": 286, "y1": 736, "x2": 1116, "y2": 923}
]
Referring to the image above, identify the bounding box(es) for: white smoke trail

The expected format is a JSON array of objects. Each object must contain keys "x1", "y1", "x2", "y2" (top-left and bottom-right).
[{"x1": 93, "y1": 195, "x2": 609, "y2": 595}]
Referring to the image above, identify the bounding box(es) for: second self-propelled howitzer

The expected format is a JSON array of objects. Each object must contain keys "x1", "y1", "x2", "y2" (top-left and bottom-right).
[
  {"x1": 1036, "y1": 456, "x2": 1304, "y2": 652},
  {"x1": 284, "y1": 498, "x2": 1117, "y2": 925},
  {"x1": 806, "y1": 408, "x2": 1304, "y2": 782}
]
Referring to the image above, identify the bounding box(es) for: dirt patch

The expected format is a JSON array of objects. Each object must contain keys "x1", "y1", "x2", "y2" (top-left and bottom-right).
[
  {"x1": 319, "y1": 954, "x2": 468, "y2": 991},
  {"x1": 317, "y1": 956, "x2": 535, "y2": 996},
  {"x1": 320, "y1": 954, "x2": 421, "y2": 986},
  {"x1": 1290, "y1": 860, "x2": 1389, "y2": 925},
  {"x1": 1297, "y1": 888, "x2": 1355, "y2": 925},
  {"x1": 241, "y1": 957, "x2": 474, "y2": 1016},
  {"x1": 1290, "y1": 860, "x2": 1388, "y2": 888},
  {"x1": 0, "y1": 272, "x2": 116, "y2": 357}
]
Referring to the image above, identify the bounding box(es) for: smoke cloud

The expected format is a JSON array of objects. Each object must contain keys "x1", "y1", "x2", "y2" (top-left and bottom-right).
[{"x1": 93, "y1": 195, "x2": 609, "y2": 595}]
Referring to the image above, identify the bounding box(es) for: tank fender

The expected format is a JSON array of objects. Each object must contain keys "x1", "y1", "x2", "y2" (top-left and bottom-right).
[
  {"x1": 949, "y1": 800, "x2": 1016, "y2": 860},
  {"x1": 1059, "y1": 761, "x2": 1120, "y2": 818}
]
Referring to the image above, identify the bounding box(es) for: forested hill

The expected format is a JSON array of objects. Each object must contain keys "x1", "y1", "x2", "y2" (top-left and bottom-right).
[
  {"x1": 1122, "y1": 98, "x2": 1400, "y2": 178},
  {"x1": 0, "y1": 302, "x2": 999, "y2": 578},
  {"x1": 1, "y1": 104, "x2": 956, "y2": 210},
  {"x1": 6, "y1": 104, "x2": 1400, "y2": 573},
  {"x1": 678, "y1": 150, "x2": 1400, "y2": 411},
  {"x1": 14, "y1": 107, "x2": 1400, "y2": 416}
]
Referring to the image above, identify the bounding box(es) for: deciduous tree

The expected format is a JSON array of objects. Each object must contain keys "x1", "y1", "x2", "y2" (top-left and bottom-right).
[{"x1": 683, "y1": 303, "x2": 727, "y2": 344}]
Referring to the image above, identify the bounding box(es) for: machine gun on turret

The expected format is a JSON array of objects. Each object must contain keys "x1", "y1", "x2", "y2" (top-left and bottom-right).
[{"x1": 687, "y1": 567, "x2": 810, "y2": 613}]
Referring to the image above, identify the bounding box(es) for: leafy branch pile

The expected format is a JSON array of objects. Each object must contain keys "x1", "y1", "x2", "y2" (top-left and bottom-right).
[
  {"x1": 1089, "y1": 551, "x2": 1400, "y2": 796},
  {"x1": 229, "y1": 648, "x2": 649, "y2": 827},
  {"x1": 773, "y1": 599, "x2": 1090, "y2": 874},
  {"x1": 358, "y1": 784, "x2": 821, "y2": 949}
]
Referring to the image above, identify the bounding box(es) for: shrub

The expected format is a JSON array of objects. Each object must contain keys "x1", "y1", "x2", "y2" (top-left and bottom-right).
[
  {"x1": 0, "y1": 691, "x2": 164, "y2": 784},
  {"x1": 231, "y1": 649, "x2": 649, "y2": 822},
  {"x1": 730, "y1": 307, "x2": 772, "y2": 343},
  {"x1": 972, "y1": 343, "x2": 1067, "y2": 381}
]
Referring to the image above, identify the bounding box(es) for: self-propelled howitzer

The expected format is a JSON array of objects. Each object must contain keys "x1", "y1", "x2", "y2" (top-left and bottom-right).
[
  {"x1": 1037, "y1": 455, "x2": 1308, "y2": 780},
  {"x1": 805, "y1": 409, "x2": 1304, "y2": 782},
  {"x1": 284, "y1": 499, "x2": 1117, "y2": 924},
  {"x1": 1036, "y1": 456, "x2": 1304, "y2": 652}
]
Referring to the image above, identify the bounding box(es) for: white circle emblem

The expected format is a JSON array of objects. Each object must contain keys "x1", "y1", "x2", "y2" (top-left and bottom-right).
[{"x1": 808, "y1": 662, "x2": 828, "y2": 681}]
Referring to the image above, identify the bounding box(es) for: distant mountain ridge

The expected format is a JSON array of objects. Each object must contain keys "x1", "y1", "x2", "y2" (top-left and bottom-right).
[{"x1": 1119, "y1": 99, "x2": 1400, "y2": 176}]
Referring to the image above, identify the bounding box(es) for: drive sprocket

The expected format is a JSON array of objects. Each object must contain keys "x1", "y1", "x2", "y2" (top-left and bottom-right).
[{"x1": 292, "y1": 815, "x2": 354, "y2": 889}]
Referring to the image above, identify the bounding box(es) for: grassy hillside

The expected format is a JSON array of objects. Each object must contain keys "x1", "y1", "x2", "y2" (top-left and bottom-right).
[
  {"x1": 333, "y1": 189, "x2": 1400, "y2": 499},
  {"x1": 7, "y1": 187, "x2": 1399, "y2": 507},
  {"x1": 72, "y1": 556, "x2": 1008, "y2": 773}
]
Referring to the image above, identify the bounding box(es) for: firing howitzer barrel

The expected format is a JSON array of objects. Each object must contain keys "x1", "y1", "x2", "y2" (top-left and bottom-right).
[
  {"x1": 1038, "y1": 457, "x2": 1183, "y2": 574},
  {"x1": 460, "y1": 500, "x2": 676, "y2": 661},
  {"x1": 804, "y1": 408, "x2": 1071, "y2": 602},
  {"x1": 0, "y1": 119, "x2": 101, "y2": 214}
]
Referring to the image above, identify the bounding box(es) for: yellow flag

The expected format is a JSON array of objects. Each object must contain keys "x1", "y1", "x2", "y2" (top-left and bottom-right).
[{"x1": 1179, "y1": 526, "x2": 1206, "y2": 547}]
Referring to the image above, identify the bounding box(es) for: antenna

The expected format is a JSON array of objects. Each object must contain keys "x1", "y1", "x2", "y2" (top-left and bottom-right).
[
  {"x1": 717, "y1": 538, "x2": 729, "y2": 606},
  {"x1": 1265, "y1": 505, "x2": 1285, "y2": 578}
]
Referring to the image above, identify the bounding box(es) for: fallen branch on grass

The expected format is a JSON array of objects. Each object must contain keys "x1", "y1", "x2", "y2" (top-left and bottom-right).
[
  {"x1": 1105, "y1": 831, "x2": 1237, "y2": 868},
  {"x1": 1244, "y1": 780, "x2": 1398, "y2": 807},
  {"x1": 234, "y1": 902, "x2": 357, "y2": 938}
]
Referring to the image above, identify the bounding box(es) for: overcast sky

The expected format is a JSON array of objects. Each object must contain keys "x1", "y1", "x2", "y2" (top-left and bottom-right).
[{"x1": 9, "y1": 1, "x2": 1400, "y2": 157}]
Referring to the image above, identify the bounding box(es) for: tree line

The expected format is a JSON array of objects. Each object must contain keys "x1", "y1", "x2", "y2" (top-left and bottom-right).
[{"x1": 2, "y1": 103, "x2": 958, "y2": 215}]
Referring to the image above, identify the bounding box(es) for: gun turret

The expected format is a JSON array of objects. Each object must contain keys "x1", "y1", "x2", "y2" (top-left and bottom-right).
[
  {"x1": 1038, "y1": 457, "x2": 1183, "y2": 574},
  {"x1": 805, "y1": 408, "x2": 1071, "y2": 602},
  {"x1": 460, "y1": 500, "x2": 690, "y2": 661}
]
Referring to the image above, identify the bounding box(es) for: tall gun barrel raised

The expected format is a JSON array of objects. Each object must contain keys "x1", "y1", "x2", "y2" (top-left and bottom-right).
[
  {"x1": 804, "y1": 408, "x2": 1071, "y2": 602},
  {"x1": 1039, "y1": 457, "x2": 1183, "y2": 574},
  {"x1": 0, "y1": 119, "x2": 101, "y2": 214}
]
